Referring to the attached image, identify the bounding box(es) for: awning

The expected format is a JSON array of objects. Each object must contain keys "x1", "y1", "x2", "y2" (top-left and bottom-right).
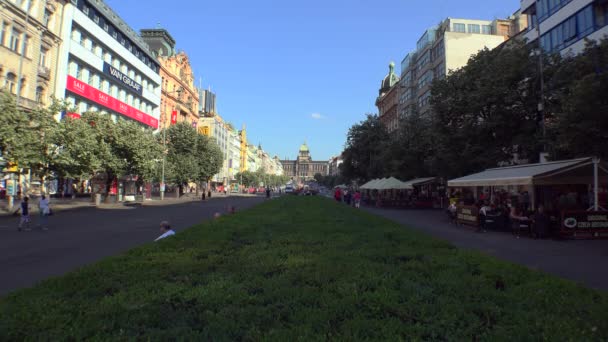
[
  {"x1": 361, "y1": 178, "x2": 385, "y2": 190},
  {"x1": 401, "y1": 177, "x2": 438, "y2": 188},
  {"x1": 448, "y1": 157, "x2": 608, "y2": 187},
  {"x1": 377, "y1": 177, "x2": 411, "y2": 190}
]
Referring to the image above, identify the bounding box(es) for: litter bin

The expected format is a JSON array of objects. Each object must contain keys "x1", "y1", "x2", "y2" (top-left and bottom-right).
[{"x1": 95, "y1": 193, "x2": 102, "y2": 206}]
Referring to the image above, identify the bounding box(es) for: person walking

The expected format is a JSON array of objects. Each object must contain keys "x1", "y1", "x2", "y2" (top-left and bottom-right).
[
  {"x1": 334, "y1": 187, "x2": 342, "y2": 202},
  {"x1": 18, "y1": 197, "x2": 31, "y2": 231},
  {"x1": 354, "y1": 190, "x2": 362, "y2": 208},
  {"x1": 38, "y1": 194, "x2": 50, "y2": 230}
]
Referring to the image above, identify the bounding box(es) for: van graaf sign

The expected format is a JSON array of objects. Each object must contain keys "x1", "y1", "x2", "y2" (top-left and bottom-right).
[
  {"x1": 103, "y1": 62, "x2": 142, "y2": 95},
  {"x1": 562, "y1": 211, "x2": 608, "y2": 230}
]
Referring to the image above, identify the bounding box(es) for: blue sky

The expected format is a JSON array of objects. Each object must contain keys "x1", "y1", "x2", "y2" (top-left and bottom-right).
[{"x1": 106, "y1": 0, "x2": 520, "y2": 160}]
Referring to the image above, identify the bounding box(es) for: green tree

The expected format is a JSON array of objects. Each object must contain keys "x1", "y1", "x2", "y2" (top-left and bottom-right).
[
  {"x1": 165, "y1": 122, "x2": 199, "y2": 194},
  {"x1": 430, "y1": 40, "x2": 540, "y2": 178},
  {"x1": 548, "y1": 38, "x2": 608, "y2": 159},
  {"x1": 313, "y1": 173, "x2": 323, "y2": 183},
  {"x1": 341, "y1": 114, "x2": 389, "y2": 183},
  {"x1": 193, "y1": 134, "x2": 223, "y2": 190}
]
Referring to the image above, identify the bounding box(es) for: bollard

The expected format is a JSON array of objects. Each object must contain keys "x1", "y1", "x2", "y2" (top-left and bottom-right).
[{"x1": 95, "y1": 193, "x2": 102, "y2": 206}]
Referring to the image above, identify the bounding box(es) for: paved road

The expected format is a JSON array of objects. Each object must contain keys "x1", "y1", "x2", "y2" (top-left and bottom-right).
[
  {"x1": 0, "y1": 196, "x2": 265, "y2": 296},
  {"x1": 365, "y1": 207, "x2": 608, "y2": 291}
]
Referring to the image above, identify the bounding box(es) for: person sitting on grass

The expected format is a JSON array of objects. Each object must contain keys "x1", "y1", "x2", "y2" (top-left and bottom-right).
[{"x1": 154, "y1": 221, "x2": 175, "y2": 241}]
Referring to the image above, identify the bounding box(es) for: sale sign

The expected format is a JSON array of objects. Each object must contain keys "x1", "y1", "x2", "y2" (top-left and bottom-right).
[{"x1": 66, "y1": 76, "x2": 158, "y2": 129}]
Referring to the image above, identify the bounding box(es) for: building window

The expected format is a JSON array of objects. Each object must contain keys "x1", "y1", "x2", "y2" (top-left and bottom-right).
[
  {"x1": 0, "y1": 21, "x2": 6, "y2": 47},
  {"x1": 453, "y1": 23, "x2": 466, "y2": 32},
  {"x1": 71, "y1": 29, "x2": 81, "y2": 44},
  {"x1": 482, "y1": 25, "x2": 492, "y2": 34},
  {"x1": 43, "y1": 10, "x2": 51, "y2": 27},
  {"x1": 9, "y1": 29, "x2": 21, "y2": 53},
  {"x1": 39, "y1": 48, "x2": 48, "y2": 67},
  {"x1": 596, "y1": 1, "x2": 608, "y2": 27},
  {"x1": 467, "y1": 24, "x2": 481, "y2": 34},
  {"x1": 35, "y1": 86, "x2": 44, "y2": 103},
  {"x1": 5, "y1": 72, "x2": 16, "y2": 94},
  {"x1": 540, "y1": 5, "x2": 596, "y2": 53}
]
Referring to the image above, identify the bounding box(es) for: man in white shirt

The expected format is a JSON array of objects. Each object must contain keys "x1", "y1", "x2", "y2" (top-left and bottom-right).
[
  {"x1": 155, "y1": 221, "x2": 175, "y2": 241},
  {"x1": 38, "y1": 195, "x2": 50, "y2": 230}
]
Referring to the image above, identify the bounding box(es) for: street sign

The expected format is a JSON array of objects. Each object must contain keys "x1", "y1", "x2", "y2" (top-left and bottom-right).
[{"x1": 160, "y1": 183, "x2": 166, "y2": 192}]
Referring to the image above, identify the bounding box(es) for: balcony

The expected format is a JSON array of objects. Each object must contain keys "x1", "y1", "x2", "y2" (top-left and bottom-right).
[{"x1": 38, "y1": 66, "x2": 51, "y2": 80}]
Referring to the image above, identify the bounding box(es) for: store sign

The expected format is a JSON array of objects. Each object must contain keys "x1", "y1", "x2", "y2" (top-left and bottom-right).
[
  {"x1": 562, "y1": 211, "x2": 608, "y2": 230},
  {"x1": 170, "y1": 110, "x2": 177, "y2": 125},
  {"x1": 457, "y1": 205, "x2": 479, "y2": 226},
  {"x1": 66, "y1": 76, "x2": 158, "y2": 129},
  {"x1": 103, "y1": 62, "x2": 142, "y2": 95}
]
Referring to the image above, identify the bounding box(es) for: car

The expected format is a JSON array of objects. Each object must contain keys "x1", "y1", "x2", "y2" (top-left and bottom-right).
[{"x1": 285, "y1": 185, "x2": 294, "y2": 193}]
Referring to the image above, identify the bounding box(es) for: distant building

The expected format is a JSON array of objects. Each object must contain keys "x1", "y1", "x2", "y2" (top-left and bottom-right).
[
  {"x1": 54, "y1": 0, "x2": 162, "y2": 128},
  {"x1": 141, "y1": 27, "x2": 199, "y2": 129},
  {"x1": 376, "y1": 15, "x2": 528, "y2": 134},
  {"x1": 199, "y1": 89, "x2": 216, "y2": 116},
  {"x1": 520, "y1": 0, "x2": 608, "y2": 56},
  {"x1": 280, "y1": 143, "x2": 329, "y2": 183},
  {"x1": 1, "y1": 0, "x2": 65, "y2": 111},
  {"x1": 329, "y1": 155, "x2": 343, "y2": 176},
  {"x1": 375, "y1": 62, "x2": 400, "y2": 133}
]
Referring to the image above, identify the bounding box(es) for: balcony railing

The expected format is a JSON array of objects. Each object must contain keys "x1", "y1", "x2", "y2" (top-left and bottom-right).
[{"x1": 38, "y1": 66, "x2": 51, "y2": 80}]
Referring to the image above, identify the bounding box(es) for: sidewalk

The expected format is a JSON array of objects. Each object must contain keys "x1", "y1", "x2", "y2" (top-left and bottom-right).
[
  {"x1": 0, "y1": 192, "x2": 261, "y2": 216},
  {"x1": 364, "y1": 207, "x2": 608, "y2": 291}
]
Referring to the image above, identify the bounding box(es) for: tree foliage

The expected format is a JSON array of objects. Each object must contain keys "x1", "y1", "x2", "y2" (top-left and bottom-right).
[
  {"x1": 340, "y1": 114, "x2": 389, "y2": 183},
  {"x1": 341, "y1": 39, "x2": 608, "y2": 184}
]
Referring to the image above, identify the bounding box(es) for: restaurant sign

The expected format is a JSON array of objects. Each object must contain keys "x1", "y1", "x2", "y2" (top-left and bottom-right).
[
  {"x1": 562, "y1": 211, "x2": 608, "y2": 230},
  {"x1": 457, "y1": 205, "x2": 479, "y2": 227}
]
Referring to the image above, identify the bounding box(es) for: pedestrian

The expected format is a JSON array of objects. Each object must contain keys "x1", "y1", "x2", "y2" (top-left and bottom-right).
[
  {"x1": 354, "y1": 190, "x2": 361, "y2": 208},
  {"x1": 532, "y1": 205, "x2": 550, "y2": 239},
  {"x1": 38, "y1": 194, "x2": 51, "y2": 230},
  {"x1": 202, "y1": 191, "x2": 206, "y2": 201},
  {"x1": 18, "y1": 197, "x2": 31, "y2": 231},
  {"x1": 208, "y1": 189, "x2": 212, "y2": 199},
  {"x1": 154, "y1": 221, "x2": 176, "y2": 241},
  {"x1": 266, "y1": 187, "x2": 271, "y2": 199},
  {"x1": 334, "y1": 187, "x2": 342, "y2": 202}
]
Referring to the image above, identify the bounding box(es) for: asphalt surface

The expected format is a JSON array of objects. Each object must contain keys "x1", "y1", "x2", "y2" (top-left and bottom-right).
[
  {"x1": 364, "y1": 207, "x2": 608, "y2": 291},
  {"x1": 0, "y1": 195, "x2": 265, "y2": 296}
]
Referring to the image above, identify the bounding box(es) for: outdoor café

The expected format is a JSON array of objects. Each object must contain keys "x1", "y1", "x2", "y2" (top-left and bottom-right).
[
  {"x1": 447, "y1": 157, "x2": 608, "y2": 239},
  {"x1": 359, "y1": 176, "x2": 444, "y2": 209}
]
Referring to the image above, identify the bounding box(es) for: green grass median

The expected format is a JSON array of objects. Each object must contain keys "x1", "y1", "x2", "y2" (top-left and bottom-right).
[{"x1": 1, "y1": 196, "x2": 607, "y2": 340}]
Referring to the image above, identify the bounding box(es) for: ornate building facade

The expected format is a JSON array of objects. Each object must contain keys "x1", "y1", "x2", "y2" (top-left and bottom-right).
[
  {"x1": 376, "y1": 62, "x2": 400, "y2": 134},
  {"x1": 141, "y1": 27, "x2": 199, "y2": 129},
  {"x1": 1, "y1": 0, "x2": 64, "y2": 111},
  {"x1": 280, "y1": 143, "x2": 328, "y2": 182}
]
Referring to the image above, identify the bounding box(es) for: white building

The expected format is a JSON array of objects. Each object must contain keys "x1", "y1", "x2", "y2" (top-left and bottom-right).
[
  {"x1": 227, "y1": 127, "x2": 241, "y2": 182},
  {"x1": 54, "y1": 0, "x2": 161, "y2": 128},
  {"x1": 199, "y1": 114, "x2": 229, "y2": 183},
  {"x1": 397, "y1": 16, "x2": 526, "y2": 124},
  {"x1": 521, "y1": 0, "x2": 608, "y2": 55}
]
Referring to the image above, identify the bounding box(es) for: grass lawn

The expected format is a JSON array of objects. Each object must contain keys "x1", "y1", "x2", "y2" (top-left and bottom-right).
[{"x1": 1, "y1": 196, "x2": 607, "y2": 340}]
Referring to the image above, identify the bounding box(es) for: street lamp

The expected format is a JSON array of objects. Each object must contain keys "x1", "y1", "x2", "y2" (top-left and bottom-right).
[{"x1": 160, "y1": 87, "x2": 183, "y2": 200}]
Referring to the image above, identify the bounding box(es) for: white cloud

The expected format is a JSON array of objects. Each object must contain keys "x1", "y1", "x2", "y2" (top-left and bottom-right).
[{"x1": 311, "y1": 113, "x2": 324, "y2": 120}]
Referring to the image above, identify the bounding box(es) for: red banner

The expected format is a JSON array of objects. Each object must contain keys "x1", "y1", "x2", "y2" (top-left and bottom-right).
[
  {"x1": 66, "y1": 76, "x2": 158, "y2": 129},
  {"x1": 170, "y1": 110, "x2": 177, "y2": 125}
]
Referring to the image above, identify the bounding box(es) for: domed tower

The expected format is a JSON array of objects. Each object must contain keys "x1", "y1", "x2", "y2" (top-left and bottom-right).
[
  {"x1": 379, "y1": 62, "x2": 400, "y2": 97},
  {"x1": 298, "y1": 142, "x2": 311, "y2": 162}
]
